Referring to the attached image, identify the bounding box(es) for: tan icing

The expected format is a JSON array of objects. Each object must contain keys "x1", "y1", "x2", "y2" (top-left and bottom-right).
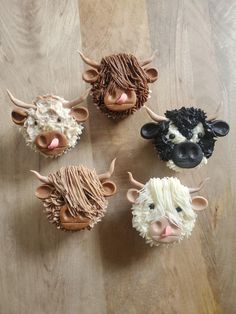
[{"x1": 43, "y1": 166, "x2": 108, "y2": 231}]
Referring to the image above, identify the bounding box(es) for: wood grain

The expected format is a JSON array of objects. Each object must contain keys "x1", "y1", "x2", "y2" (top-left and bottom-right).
[{"x1": 0, "y1": 0, "x2": 235, "y2": 313}]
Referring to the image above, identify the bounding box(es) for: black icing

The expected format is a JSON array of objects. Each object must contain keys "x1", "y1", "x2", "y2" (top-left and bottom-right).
[
  {"x1": 141, "y1": 106, "x2": 230, "y2": 168},
  {"x1": 172, "y1": 142, "x2": 203, "y2": 168},
  {"x1": 176, "y1": 207, "x2": 182, "y2": 213}
]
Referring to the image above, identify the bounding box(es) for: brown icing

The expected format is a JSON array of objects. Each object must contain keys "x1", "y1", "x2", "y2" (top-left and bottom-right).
[{"x1": 89, "y1": 53, "x2": 150, "y2": 119}]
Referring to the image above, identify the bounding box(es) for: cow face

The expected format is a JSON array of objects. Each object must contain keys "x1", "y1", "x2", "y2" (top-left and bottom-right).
[
  {"x1": 141, "y1": 106, "x2": 229, "y2": 171},
  {"x1": 8, "y1": 90, "x2": 89, "y2": 157},
  {"x1": 79, "y1": 51, "x2": 158, "y2": 119},
  {"x1": 32, "y1": 159, "x2": 117, "y2": 231},
  {"x1": 127, "y1": 173, "x2": 208, "y2": 246}
]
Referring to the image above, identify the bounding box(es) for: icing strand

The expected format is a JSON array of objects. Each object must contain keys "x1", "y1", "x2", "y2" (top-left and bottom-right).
[{"x1": 91, "y1": 53, "x2": 149, "y2": 119}]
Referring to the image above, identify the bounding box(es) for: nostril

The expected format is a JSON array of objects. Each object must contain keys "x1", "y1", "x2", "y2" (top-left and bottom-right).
[
  {"x1": 36, "y1": 135, "x2": 48, "y2": 148},
  {"x1": 150, "y1": 221, "x2": 163, "y2": 234},
  {"x1": 179, "y1": 146, "x2": 186, "y2": 157}
]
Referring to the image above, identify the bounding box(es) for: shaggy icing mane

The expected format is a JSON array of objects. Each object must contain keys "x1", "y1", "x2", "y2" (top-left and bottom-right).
[
  {"x1": 131, "y1": 177, "x2": 196, "y2": 246},
  {"x1": 42, "y1": 166, "x2": 108, "y2": 231},
  {"x1": 91, "y1": 53, "x2": 149, "y2": 119}
]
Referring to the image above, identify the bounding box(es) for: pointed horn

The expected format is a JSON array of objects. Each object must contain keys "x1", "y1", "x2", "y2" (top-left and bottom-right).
[
  {"x1": 63, "y1": 88, "x2": 90, "y2": 109},
  {"x1": 144, "y1": 105, "x2": 168, "y2": 122},
  {"x1": 98, "y1": 158, "x2": 116, "y2": 181},
  {"x1": 30, "y1": 170, "x2": 50, "y2": 184},
  {"x1": 140, "y1": 50, "x2": 158, "y2": 67},
  {"x1": 128, "y1": 172, "x2": 144, "y2": 189},
  {"x1": 78, "y1": 51, "x2": 100, "y2": 70},
  {"x1": 207, "y1": 102, "x2": 223, "y2": 121},
  {"x1": 189, "y1": 177, "x2": 210, "y2": 194},
  {"x1": 7, "y1": 89, "x2": 35, "y2": 109}
]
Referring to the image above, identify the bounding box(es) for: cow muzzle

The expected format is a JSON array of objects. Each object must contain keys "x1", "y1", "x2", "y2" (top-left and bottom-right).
[
  {"x1": 104, "y1": 89, "x2": 137, "y2": 111},
  {"x1": 35, "y1": 131, "x2": 68, "y2": 156},
  {"x1": 172, "y1": 141, "x2": 203, "y2": 168},
  {"x1": 149, "y1": 217, "x2": 181, "y2": 243}
]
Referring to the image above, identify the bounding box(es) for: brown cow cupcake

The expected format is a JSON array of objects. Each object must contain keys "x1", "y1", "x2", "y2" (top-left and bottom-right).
[{"x1": 31, "y1": 159, "x2": 117, "y2": 231}]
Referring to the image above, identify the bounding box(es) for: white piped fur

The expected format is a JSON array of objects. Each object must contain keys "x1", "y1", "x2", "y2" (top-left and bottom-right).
[
  {"x1": 20, "y1": 96, "x2": 84, "y2": 157},
  {"x1": 131, "y1": 177, "x2": 197, "y2": 246}
]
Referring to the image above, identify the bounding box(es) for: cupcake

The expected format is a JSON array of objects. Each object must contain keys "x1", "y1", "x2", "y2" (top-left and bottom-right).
[
  {"x1": 32, "y1": 159, "x2": 117, "y2": 231},
  {"x1": 8, "y1": 89, "x2": 89, "y2": 157},
  {"x1": 79, "y1": 51, "x2": 158, "y2": 119}
]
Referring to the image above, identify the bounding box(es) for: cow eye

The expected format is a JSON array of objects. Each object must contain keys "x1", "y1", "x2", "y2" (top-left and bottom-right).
[
  {"x1": 176, "y1": 207, "x2": 182, "y2": 213},
  {"x1": 169, "y1": 134, "x2": 175, "y2": 139},
  {"x1": 198, "y1": 132, "x2": 203, "y2": 138},
  {"x1": 149, "y1": 203, "x2": 155, "y2": 210},
  {"x1": 57, "y1": 117, "x2": 61, "y2": 123},
  {"x1": 34, "y1": 121, "x2": 38, "y2": 126}
]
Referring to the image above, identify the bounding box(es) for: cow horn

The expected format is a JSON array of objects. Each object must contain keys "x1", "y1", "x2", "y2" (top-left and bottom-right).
[
  {"x1": 63, "y1": 88, "x2": 91, "y2": 109},
  {"x1": 144, "y1": 105, "x2": 168, "y2": 122},
  {"x1": 189, "y1": 177, "x2": 210, "y2": 194},
  {"x1": 7, "y1": 89, "x2": 35, "y2": 109},
  {"x1": 98, "y1": 158, "x2": 116, "y2": 181},
  {"x1": 140, "y1": 50, "x2": 158, "y2": 67},
  {"x1": 30, "y1": 170, "x2": 50, "y2": 184},
  {"x1": 207, "y1": 102, "x2": 223, "y2": 121},
  {"x1": 78, "y1": 51, "x2": 100, "y2": 70},
  {"x1": 128, "y1": 172, "x2": 144, "y2": 189}
]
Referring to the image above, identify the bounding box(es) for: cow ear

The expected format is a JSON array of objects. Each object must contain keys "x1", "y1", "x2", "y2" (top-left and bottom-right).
[
  {"x1": 82, "y1": 69, "x2": 99, "y2": 83},
  {"x1": 141, "y1": 123, "x2": 160, "y2": 139},
  {"x1": 35, "y1": 184, "x2": 54, "y2": 199},
  {"x1": 70, "y1": 106, "x2": 89, "y2": 123},
  {"x1": 11, "y1": 108, "x2": 28, "y2": 125},
  {"x1": 210, "y1": 120, "x2": 230, "y2": 137},
  {"x1": 191, "y1": 196, "x2": 208, "y2": 211},
  {"x1": 102, "y1": 180, "x2": 117, "y2": 197},
  {"x1": 127, "y1": 188, "x2": 139, "y2": 204},
  {"x1": 145, "y1": 67, "x2": 158, "y2": 83}
]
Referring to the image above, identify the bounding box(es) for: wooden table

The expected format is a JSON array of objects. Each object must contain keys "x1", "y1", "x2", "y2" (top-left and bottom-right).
[{"x1": 0, "y1": 1, "x2": 235, "y2": 313}]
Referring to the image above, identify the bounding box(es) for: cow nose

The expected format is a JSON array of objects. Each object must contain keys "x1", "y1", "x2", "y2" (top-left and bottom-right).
[
  {"x1": 116, "y1": 92, "x2": 128, "y2": 104},
  {"x1": 172, "y1": 141, "x2": 203, "y2": 168}
]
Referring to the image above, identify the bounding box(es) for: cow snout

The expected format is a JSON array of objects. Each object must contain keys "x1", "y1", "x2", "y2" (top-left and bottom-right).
[
  {"x1": 172, "y1": 141, "x2": 203, "y2": 168},
  {"x1": 149, "y1": 218, "x2": 181, "y2": 243},
  {"x1": 104, "y1": 89, "x2": 137, "y2": 111},
  {"x1": 35, "y1": 131, "x2": 67, "y2": 156}
]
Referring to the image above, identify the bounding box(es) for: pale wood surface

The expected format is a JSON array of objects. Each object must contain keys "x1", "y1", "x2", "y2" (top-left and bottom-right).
[{"x1": 0, "y1": 1, "x2": 235, "y2": 313}]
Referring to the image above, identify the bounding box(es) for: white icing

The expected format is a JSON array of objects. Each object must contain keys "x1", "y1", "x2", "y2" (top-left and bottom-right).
[
  {"x1": 131, "y1": 177, "x2": 197, "y2": 247},
  {"x1": 167, "y1": 122, "x2": 205, "y2": 144},
  {"x1": 20, "y1": 95, "x2": 84, "y2": 157},
  {"x1": 166, "y1": 123, "x2": 186, "y2": 144}
]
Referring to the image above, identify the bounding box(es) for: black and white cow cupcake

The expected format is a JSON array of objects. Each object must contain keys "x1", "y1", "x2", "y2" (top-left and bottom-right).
[{"x1": 141, "y1": 105, "x2": 229, "y2": 171}]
